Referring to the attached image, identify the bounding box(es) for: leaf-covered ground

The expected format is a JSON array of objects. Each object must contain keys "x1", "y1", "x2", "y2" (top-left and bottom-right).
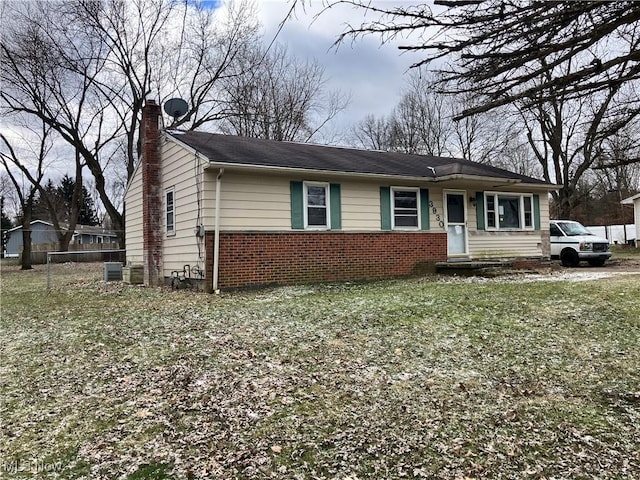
[{"x1": 1, "y1": 263, "x2": 639, "y2": 479}]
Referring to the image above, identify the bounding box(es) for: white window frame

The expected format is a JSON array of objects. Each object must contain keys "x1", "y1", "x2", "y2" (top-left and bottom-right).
[
  {"x1": 391, "y1": 187, "x2": 420, "y2": 230},
  {"x1": 303, "y1": 182, "x2": 330, "y2": 230},
  {"x1": 165, "y1": 187, "x2": 176, "y2": 236},
  {"x1": 484, "y1": 192, "x2": 535, "y2": 231}
]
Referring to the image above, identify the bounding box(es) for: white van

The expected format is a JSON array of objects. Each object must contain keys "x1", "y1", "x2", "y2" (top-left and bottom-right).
[{"x1": 550, "y1": 220, "x2": 612, "y2": 267}]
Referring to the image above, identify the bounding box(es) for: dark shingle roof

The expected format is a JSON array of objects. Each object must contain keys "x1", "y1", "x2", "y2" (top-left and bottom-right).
[{"x1": 168, "y1": 131, "x2": 550, "y2": 185}]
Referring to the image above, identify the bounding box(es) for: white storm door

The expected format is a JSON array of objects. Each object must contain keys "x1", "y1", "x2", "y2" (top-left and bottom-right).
[{"x1": 445, "y1": 191, "x2": 467, "y2": 255}]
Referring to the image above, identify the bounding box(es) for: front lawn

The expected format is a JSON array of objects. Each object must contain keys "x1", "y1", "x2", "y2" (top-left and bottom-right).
[
  {"x1": 1, "y1": 264, "x2": 639, "y2": 479},
  {"x1": 611, "y1": 244, "x2": 640, "y2": 260}
]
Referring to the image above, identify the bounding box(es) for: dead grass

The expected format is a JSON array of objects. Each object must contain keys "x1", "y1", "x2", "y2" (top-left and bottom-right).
[
  {"x1": 611, "y1": 245, "x2": 640, "y2": 261},
  {"x1": 1, "y1": 263, "x2": 639, "y2": 479}
]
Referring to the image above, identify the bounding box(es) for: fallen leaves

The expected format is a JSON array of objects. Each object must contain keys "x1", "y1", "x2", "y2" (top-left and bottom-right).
[{"x1": 1, "y1": 264, "x2": 639, "y2": 478}]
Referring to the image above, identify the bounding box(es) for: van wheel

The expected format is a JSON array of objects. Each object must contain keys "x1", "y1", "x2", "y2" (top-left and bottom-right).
[
  {"x1": 588, "y1": 259, "x2": 606, "y2": 267},
  {"x1": 561, "y1": 249, "x2": 579, "y2": 267}
]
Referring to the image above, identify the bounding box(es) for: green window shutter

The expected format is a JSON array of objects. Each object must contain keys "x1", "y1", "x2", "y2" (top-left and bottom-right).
[
  {"x1": 533, "y1": 194, "x2": 541, "y2": 230},
  {"x1": 330, "y1": 183, "x2": 342, "y2": 230},
  {"x1": 380, "y1": 186, "x2": 391, "y2": 231},
  {"x1": 419, "y1": 188, "x2": 430, "y2": 230},
  {"x1": 476, "y1": 191, "x2": 485, "y2": 231},
  {"x1": 290, "y1": 181, "x2": 304, "y2": 229}
]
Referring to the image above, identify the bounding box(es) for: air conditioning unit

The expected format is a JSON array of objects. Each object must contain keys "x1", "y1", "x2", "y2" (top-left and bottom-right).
[{"x1": 103, "y1": 262, "x2": 123, "y2": 282}]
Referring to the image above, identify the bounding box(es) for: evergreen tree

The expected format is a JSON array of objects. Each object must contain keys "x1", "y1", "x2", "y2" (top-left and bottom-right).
[
  {"x1": 33, "y1": 175, "x2": 99, "y2": 226},
  {"x1": 56, "y1": 175, "x2": 99, "y2": 225},
  {"x1": 78, "y1": 185, "x2": 99, "y2": 226},
  {"x1": 32, "y1": 179, "x2": 63, "y2": 223},
  {"x1": 56, "y1": 174, "x2": 76, "y2": 221}
]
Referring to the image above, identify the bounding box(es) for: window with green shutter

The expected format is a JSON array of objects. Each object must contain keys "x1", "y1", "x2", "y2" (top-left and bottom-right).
[
  {"x1": 290, "y1": 181, "x2": 341, "y2": 230},
  {"x1": 380, "y1": 186, "x2": 429, "y2": 230},
  {"x1": 305, "y1": 183, "x2": 329, "y2": 228}
]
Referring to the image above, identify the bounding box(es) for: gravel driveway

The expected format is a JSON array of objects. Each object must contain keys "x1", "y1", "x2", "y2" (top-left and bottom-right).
[{"x1": 546, "y1": 256, "x2": 640, "y2": 281}]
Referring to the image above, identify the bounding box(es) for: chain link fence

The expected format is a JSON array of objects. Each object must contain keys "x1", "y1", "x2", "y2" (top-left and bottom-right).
[{"x1": 46, "y1": 250, "x2": 125, "y2": 290}]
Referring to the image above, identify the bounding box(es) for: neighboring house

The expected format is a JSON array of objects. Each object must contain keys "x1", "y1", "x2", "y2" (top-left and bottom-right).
[
  {"x1": 621, "y1": 193, "x2": 640, "y2": 247},
  {"x1": 4, "y1": 220, "x2": 118, "y2": 257},
  {"x1": 72, "y1": 224, "x2": 119, "y2": 245},
  {"x1": 125, "y1": 101, "x2": 556, "y2": 291},
  {"x1": 5, "y1": 220, "x2": 58, "y2": 258}
]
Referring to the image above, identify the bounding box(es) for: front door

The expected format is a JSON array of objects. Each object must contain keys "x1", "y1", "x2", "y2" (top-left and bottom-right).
[{"x1": 445, "y1": 191, "x2": 467, "y2": 256}]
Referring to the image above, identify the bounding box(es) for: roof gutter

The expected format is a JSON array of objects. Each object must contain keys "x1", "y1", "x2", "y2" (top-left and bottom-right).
[
  {"x1": 621, "y1": 193, "x2": 640, "y2": 204},
  {"x1": 204, "y1": 161, "x2": 557, "y2": 190},
  {"x1": 203, "y1": 161, "x2": 433, "y2": 182},
  {"x1": 433, "y1": 174, "x2": 559, "y2": 190}
]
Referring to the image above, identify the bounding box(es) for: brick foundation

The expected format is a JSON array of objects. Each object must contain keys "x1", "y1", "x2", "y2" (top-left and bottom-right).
[{"x1": 206, "y1": 231, "x2": 447, "y2": 289}]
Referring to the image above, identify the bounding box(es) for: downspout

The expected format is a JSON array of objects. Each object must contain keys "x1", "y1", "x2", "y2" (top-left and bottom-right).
[{"x1": 212, "y1": 168, "x2": 224, "y2": 293}]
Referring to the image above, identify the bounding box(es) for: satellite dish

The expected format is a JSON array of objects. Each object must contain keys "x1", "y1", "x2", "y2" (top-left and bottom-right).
[{"x1": 164, "y1": 98, "x2": 188, "y2": 119}]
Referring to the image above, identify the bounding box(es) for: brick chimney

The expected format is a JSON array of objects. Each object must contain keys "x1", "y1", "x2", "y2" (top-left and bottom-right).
[{"x1": 141, "y1": 99, "x2": 163, "y2": 286}]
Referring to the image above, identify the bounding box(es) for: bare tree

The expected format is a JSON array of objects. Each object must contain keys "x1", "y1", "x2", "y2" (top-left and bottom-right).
[
  {"x1": 309, "y1": 1, "x2": 640, "y2": 119},
  {"x1": 219, "y1": 43, "x2": 348, "y2": 142},
  {"x1": 448, "y1": 99, "x2": 540, "y2": 178},
  {"x1": 390, "y1": 79, "x2": 451, "y2": 156},
  {"x1": 0, "y1": 175, "x2": 15, "y2": 214},
  {"x1": 0, "y1": 122, "x2": 53, "y2": 269},
  {"x1": 161, "y1": 1, "x2": 261, "y2": 132},
  {"x1": 490, "y1": 130, "x2": 541, "y2": 179},
  {"x1": 352, "y1": 114, "x2": 393, "y2": 151},
  {"x1": 352, "y1": 72, "x2": 452, "y2": 155},
  {"x1": 1, "y1": 1, "x2": 127, "y2": 243},
  {"x1": 593, "y1": 118, "x2": 640, "y2": 172},
  {"x1": 351, "y1": 72, "x2": 537, "y2": 175},
  {"x1": 0, "y1": 119, "x2": 85, "y2": 253},
  {"x1": 306, "y1": 1, "x2": 640, "y2": 219},
  {"x1": 589, "y1": 126, "x2": 640, "y2": 226},
  {"x1": 520, "y1": 63, "x2": 640, "y2": 218},
  {"x1": 38, "y1": 157, "x2": 85, "y2": 251},
  {"x1": 1, "y1": 0, "x2": 262, "y2": 245}
]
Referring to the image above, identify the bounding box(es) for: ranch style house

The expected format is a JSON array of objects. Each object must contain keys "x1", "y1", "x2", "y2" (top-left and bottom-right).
[{"x1": 124, "y1": 100, "x2": 556, "y2": 291}]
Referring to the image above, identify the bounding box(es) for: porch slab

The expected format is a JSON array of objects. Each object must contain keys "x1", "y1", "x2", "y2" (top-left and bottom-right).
[{"x1": 435, "y1": 259, "x2": 515, "y2": 275}]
